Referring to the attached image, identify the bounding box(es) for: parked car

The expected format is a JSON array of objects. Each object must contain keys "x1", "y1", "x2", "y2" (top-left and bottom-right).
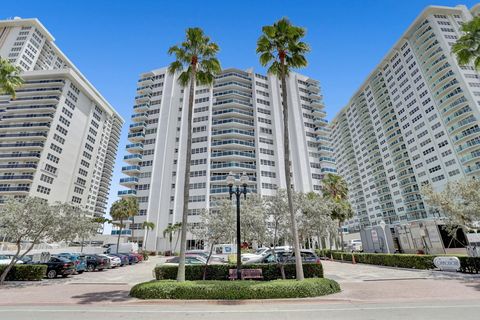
[
  {"x1": 163, "y1": 255, "x2": 207, "y2": 266},
  {"x1": 0, "y1": 255, "x2": 24, "y2": 265},
  {"x1": 348, "y1": 240, "x2": 363, "y2": 252},
  {"x1": 55, "y1": 253, "x2": 87, "y2": 274},
  {"x1": 131, "y1": 252, "x2": 143, "y2": 262},
  {"x1": 42, "y1": 256, "x2": 75, "y2": 279},
  {"x1": 186, "y1": 250, "x2": 226, "y2": 262},
  {"x1": 109, "y1": 253, "x2": 129, "y2": 266},
  {"x1": 95, "y1": 254, "x2": 118, "y2": 268},
  {"x1": 242, "y1": 247, "x2": 291, "y2": 263},
  {"x1": 85, "y1": 255, "x2": 108, "y2": 272},
  {"x1": 105, "y1": 254, "x2": 122, "y2": 268},
  {"x1": 126, "y1": 253, "x2": 139, "y2": 265},
  {"x1": 244, "y1": 249, "x2": 320, "y2": 264}
]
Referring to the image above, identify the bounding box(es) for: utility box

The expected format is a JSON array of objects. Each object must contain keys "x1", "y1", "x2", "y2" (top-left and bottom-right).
[{"x1": 360, "y1": 225, "x2": 395, "y2": 253}]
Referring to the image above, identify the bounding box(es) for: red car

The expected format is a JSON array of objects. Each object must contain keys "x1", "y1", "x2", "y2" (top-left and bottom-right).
[{"x1": 131, "y1": 252, "x2": 143, "y2": 262}]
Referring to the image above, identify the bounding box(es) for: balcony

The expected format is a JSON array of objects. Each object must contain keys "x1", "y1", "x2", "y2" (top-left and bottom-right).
[
  {"x1": 310, "y1": 99, "x2": 324, "y2": 108},
  {"x1": 210, "y1": 175, "x2": 256, "y2": 182},
  {"x1": 118, "y1": 189, "x2": 137, "y2": 197},
  {"x1": 126, "y1": 143, "x2": 144, "y2": 153},
  {"x1": 0, "y1": 132, "x2": 48, "y2": 141},
  {"x1": 211, "y1": 150, "x2": 256, "y2": 160},
  {"x1": 213, "y1": 99, "x2": 252, "y2": 109},
  {"x1": 123, "y1": 153, "x2": 143, "y2": 164},
  {"x1": 212, "y1": 108, "x2": 254, "y2": 119},
  {"x1": 129, "y1": 122, "x2": 146, "y2": 132},
  {"x1": 211, "y1": 128, "x2": 254, "y2": 138},
  {"x1": 0, "y1": 113, "x2": 54, "y2": 122},
  {"x1": 212, "y1": 118, "x2": 254, "y2": 129},
  {"x1": 111, "y1": 229, "x2": 132, "y2": 236},
  {"x1": 0, "y1": 186, "x2": 30, "y2": 193},
  {"x1": 0, "y1": 142, "x2": 44, "y2": 150},
  {"x1": 128, "y1": 132, "x2": 145, "y2": 143},
  {"x1": 120, "y1": 177, "x2": 139, "y2": 187},
  {"x1": 135, "y1": 94, "x2": 150, "y2": 103},
  {"x1": 131, "y1": 113, "x2": 148, "y2": 122},
  {"x1": 0, "y1": 122, "x2": 50, "y2": 131},
  {"x1": 0, "y1": 152, "x2": 41, "y2": 160},
  {"x1": 0, "y1": 174, "x2": 34, "y2": 182},
  {"x1": 122, "y1": 165, "x2": 141, "y2": 175},
  {"x1": 0, "y1": 163, "x2": 37, "y2": 171},
  {"x1": 211, "y1": 139, "x2": 255, "y2": 149},
  {"x1": 210, "y1": 162, "x2": 256, "y2": 171},
  {"x1": 133, "y1": 103, "x2": 150, "y2": 113}
]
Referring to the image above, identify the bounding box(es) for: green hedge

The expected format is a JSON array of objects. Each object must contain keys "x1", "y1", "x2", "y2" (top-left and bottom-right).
[
  {"x1": 0, "y1": 264, "x2": 47, "y2": 281},
  {"x1": 317, "y1": 249, "x2": 480, "y2": 273},
  {"x1": 154, "y1": 263, "x2": 323, "y2": 281},
  {"x1": 130, "y1": 278, "x2": 340, "y2": 300}
]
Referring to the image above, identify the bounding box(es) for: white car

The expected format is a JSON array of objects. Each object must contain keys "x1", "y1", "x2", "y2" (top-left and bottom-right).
[
  {"x1": 162, "y1": 255, "x2": 207, "y2": 266},
  {"x1": 0, "y1": 255, "x2": 24, "y2": 265},
  {"x1": 98, "y1": 254, "x2": 121, "y2": 268}
]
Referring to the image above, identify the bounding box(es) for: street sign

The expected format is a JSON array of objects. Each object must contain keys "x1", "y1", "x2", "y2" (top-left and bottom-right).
[
  {"x1": 433, "y1": 256, "x2": 460, "y2": 272},
  {"x1": 371, "y1": 229, "x2": 379, "y2": 243}
]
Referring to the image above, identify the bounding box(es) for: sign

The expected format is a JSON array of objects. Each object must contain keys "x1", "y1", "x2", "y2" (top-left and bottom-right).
[
  {"x1": 466, "y1": 233, "x2": 480, "y2": 244},
  {"x1": 433, "y1": 256, "x2": 461, "y2": 272},
  {"x1": 371, "y1": 229, "x2": 378, "y2": 243}
]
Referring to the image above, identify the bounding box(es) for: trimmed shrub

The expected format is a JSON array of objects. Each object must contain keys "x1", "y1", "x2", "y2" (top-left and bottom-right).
[
  {"x1": 130, "y1": 278, "x2": 341, "y2": 300},
  {"x1": 0, "y1": 264, "x2": 47, "y2": 281},
  {"x1": 154, "y1": 263, "x2": 323, "y2": 281},
  {"x1": 317, "y1": 249, "x2": 480, "y2": 273},
  {"x1": 458, "y1": 256, "x2": 480, "y2": 274}
]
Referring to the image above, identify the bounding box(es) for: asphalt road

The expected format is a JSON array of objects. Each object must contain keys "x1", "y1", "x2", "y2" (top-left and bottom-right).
[{"x1": 1, "y1": 301, "x2": 480, "y2": 320}]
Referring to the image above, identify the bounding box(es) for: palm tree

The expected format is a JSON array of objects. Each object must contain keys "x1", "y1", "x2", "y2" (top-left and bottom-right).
[
  {"x1": 322, "y1": 173, "x2": 352, "y2": 251},
  {"x1": 167, "y1": 27, "x2": 221, "y2": 282},
  {"x1": 452, "y1": 16, "x2": 480, "y2": 70},
  {"x1": 162, "y1": 222, "x2": 182, "y2": 254},
  {"x1": 110, "y1": 199, "x2": 131, "y2": 253},
  {"x1": 142, "y1": 221, "x2": 155, "y2": 250},
  {"x1": 0, "y1": 57, "x2": 24, "y2": 98},
  {"x1": 257, "y1": 17, "x2": 310, "y2": 281},
  {"x1": 123, "y1": 197, "x2": 139, "y2": 243}
]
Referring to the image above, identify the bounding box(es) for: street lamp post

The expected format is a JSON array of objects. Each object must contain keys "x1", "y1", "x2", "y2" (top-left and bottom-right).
[
  {"x1": 379, "y1": 220, "x2": 391, "y2": 254},
  {"x1": 227, "y1": 171, "x2": 248, "y2": 280}
]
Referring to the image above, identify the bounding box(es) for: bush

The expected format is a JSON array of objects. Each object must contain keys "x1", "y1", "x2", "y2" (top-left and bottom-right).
[
  {"x1": 130, "y1": 278, "x2": 341, "y2": 300},
  {"x1": 317, "y1": 249, "x2": 480, "y2": 273},
  {"x1": 458, "y1": 256, "x2": 480, "y2": 274},
  {"x1": 0, "y1": 264, "x2": 47, "y2": 281},
  {"x1": 154, "y1": 263, "x2": 323, "y2": 281}
]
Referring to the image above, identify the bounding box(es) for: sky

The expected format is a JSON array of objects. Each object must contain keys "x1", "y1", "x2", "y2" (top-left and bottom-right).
[{"x1": 2, "y1": 0, "x2": 478, "y2": 228}]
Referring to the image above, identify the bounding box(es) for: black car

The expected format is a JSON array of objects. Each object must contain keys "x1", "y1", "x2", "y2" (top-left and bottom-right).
[
  {"x1": 126, "y1": 253, "x2": 138, "y2": 265},
  {"x1": 42, "y1": 257, "x2": 75, "y2": 279},
  {"x1": 85, "y1": 255, "x2": 108, "y2": 272}
]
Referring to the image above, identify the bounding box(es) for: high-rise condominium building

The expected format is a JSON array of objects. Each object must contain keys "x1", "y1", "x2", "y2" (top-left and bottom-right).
[
  {"x1": 118, "y1": 67, "x2": 335, "y2": 251},
  {"x1": 0, "y1": 17, "x2": 123, "y2": 218},
  {"x1": 331, "y1": 5, "x2": 480, "y2": 232}
]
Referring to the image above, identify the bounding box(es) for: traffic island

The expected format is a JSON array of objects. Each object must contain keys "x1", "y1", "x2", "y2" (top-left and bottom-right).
[{"x1": 130, "y1": 278, "x2": 341, "y2": 300}]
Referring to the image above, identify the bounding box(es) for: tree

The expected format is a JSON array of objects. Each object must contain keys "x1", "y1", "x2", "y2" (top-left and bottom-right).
[
  {"x1": 0, "y1": 197, "x2": 94, "y2": 285},
  {"x1": 0, "y1": 57, "x2": 24, "y2": 98},
  {"x1": 167, "y1": 27, "x2": 221, "y2": 282},
  {"x1": 421, "y1": 180, "x2": 480, "y2": 230},
  {"x1": 238, "y1": 194, "x2": 266, "y2": 247},
  {"x1": 110, "y1": 199, "x2": 132, "y2": 254},
  {"x1": 192, "y1": 204, "x2": 235, "y2": 279},
  {"x1": 142, "y1": 221, "x2": 155, "y2": 250},
  {"x1": 322, "y1": 174, "x2": 352, "y2": 251},
  {"x1": 123, "y1": 197, "x2": 139, "y2": 243},
  {"x1": 452, "y1": 17, "x2": 480, "y2": 70},
  {"x1": 162, "y1": 222, "x2": 182, "y2": 254},
  {"x1": 263, "y1": 190, "x2": 289, "y2": 249},
  {"x1": 257, "y1": 18, "x2": 310, "y2": 280}
]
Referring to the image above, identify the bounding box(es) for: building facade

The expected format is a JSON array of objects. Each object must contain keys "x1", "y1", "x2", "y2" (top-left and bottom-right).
[
  {"x1": 118, "y1": 67, "x2": 335, "y2": 251},
  {"x1": 331, "y1": 5, "x2": 480, "y2": 232},
  {"x1": 0, "y1": 18, "x2": 123, "y2": 219}
]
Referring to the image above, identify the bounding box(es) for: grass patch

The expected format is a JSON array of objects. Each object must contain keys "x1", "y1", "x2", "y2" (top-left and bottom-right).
[{"x1": 130, "y1": 278, "x2": 340, "y2": 300}]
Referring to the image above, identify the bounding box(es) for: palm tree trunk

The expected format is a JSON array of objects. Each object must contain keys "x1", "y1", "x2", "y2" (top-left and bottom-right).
[
  {"x1": 144, "y1": 228, "x2": 149, "y2": 250},
  {"x1": 339, "y1": 220, "x2": 344, "y2": 251},
  {"x1": 177, "y1": 66, "x2": 196, "y2": 282},
  {"x1": 280, "y1": 63, "x2": 304, "y2": 281},
  {"x1": 131, "y1": 215, "x2": 135, "y2": 243},
  {"x1": 174, "y1": 231, "x2": 180, "y2": 253},
  {"x1": 116, "y1": 219, "x2": 123, "y2": 254}
]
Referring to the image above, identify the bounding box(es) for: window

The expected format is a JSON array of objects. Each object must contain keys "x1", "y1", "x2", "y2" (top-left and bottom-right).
[
  {"x1": 40, "y1": 174, "x2": 53, "y2": 184},
  {"x1": 37, "y1": 185, "x2": 51, "y2": 195},
  {"x1": 44, "y1": 164, "x2": 57, "y2": 174}
]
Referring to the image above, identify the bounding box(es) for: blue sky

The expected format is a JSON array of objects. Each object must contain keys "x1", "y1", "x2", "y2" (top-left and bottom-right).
[{"x1": 3, "y1": 0, "x2": 478, "y2": 222}]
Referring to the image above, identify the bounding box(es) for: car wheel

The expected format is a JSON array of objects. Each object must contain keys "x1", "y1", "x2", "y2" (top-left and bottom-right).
[
  {"x1": 47, "y1": 270, "x2": 57, "y2": 279},
  {"x1": 87, "y1": 264, "x2": 95, "y2": 272}
]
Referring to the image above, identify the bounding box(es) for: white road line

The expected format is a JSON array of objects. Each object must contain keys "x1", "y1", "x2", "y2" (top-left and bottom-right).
[{"x1": 1, "y1": 304, "x2": 480, "y2": 314}]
